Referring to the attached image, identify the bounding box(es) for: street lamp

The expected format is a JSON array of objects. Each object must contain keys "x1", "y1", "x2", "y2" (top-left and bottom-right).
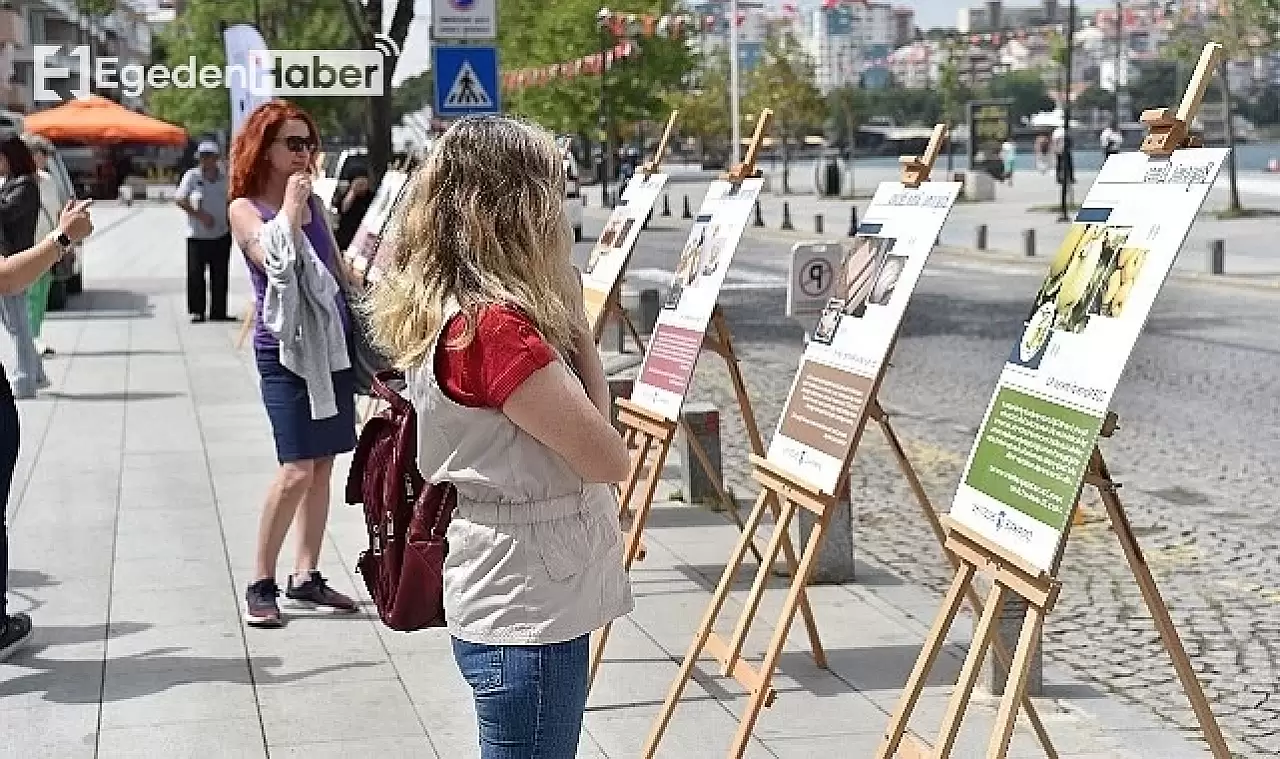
[{"x1": 595, "y1": 9, "x2": 612, "y2": 208}]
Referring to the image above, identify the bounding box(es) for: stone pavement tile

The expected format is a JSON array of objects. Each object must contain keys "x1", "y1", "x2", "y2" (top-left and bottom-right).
[
  {"x1": 240, "y1": 617, "x2": 393, "y2": 688},
  {"x1": 111, "y1": 555, "x2": 230, "y2": 592},
  {"x1": 256, "y1": 678, "x2": 423, "y2": 746},
  {"x1": 766, "y1": 734, "x2": 885, "y2": 758},
  {"x1": 0, "y1": 703, "x2": 99, "y2": 758},
  {"x1": 397, "y1": 647, "x2": 487, "y2": 757},
  {"x1": 96, "y1": 716, "x2": 266, "y2": 758},
  {"x1": 122, "y1": 399, "x2": 203, "y2": 455},
  {"x1": 269, "y1": 736, "x2": 441, "y2": 758},
  {"x1": 99, "y1": 679, "x2": 258, "y2": 729},
  {"x1": 118, "y1": 451, "x2": 216, "y2": 509},
  {"x1": 0, "y1": 637, "x2": 106, "y2": 710},
  {"x1": 110, "y1": 517, "x2": 228, "y2": 564}
]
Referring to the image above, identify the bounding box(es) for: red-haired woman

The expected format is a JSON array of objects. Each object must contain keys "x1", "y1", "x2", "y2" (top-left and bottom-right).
[{"x1": 228, "y1": 100, "x2": 358, "y2": 627}]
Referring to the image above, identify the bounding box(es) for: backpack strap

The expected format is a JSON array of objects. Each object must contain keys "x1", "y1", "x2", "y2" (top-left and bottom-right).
[{"x1": 371, "y1": 369, "x2": 410, "y2": 409}]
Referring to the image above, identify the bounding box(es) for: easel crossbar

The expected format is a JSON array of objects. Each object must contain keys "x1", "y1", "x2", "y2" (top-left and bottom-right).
[
  {"x1": 943, "y1": 523, "x2": 1059, "y2": 612},
  {"x1": 750, "y1": 454, "x2": 835, "y2": 518},
  {"x1": 703, "y1": 632, "x2": 779, "y2": 707},
  {"x1": 616, "y1": 398, "x2": 677, "y2": 440}
]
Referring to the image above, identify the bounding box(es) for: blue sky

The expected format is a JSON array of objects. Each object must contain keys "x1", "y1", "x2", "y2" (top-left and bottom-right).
[{"x1": 903, "y1": 0, "x2": 1112, "y2": 30}]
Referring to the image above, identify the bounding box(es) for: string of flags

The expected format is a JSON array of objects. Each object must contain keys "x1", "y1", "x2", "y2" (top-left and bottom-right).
[
  {"x1": 594, "y1": 9, "x2": 705, "y2": 39},
  {"x1": 502, "y1": 41, "x2": 638, "y2": 93}
]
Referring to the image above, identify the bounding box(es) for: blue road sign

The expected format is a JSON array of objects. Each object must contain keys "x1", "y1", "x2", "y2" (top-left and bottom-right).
[{"x1": 433, "y1": 45, "x2": 500, "y2": 118}]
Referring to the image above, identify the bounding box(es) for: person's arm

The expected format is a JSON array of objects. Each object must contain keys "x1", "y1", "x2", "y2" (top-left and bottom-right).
[
  {"x1": 0, "y1": 199, "x2": 93, "y2": 294},
  {"x1": 174, "y1": 171, "x2": 212, "y2": 227},
  {"x1": 502, "y1": 360, "x2": 631, "y2": 484},
  {"x1": 229, "y1": 198, "x2": 267, "y2": 270}
]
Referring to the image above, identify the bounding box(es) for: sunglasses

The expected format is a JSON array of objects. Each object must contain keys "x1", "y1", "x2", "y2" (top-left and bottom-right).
[{"x1": 277, "y1": 135, "x2": 317, "y2": 153}]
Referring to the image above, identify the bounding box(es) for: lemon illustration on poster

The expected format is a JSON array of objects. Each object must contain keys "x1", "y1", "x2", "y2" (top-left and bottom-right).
[
  {"x1": 581, "y1": 172, "x2": 669, "y2": 331},
  {"x1": 766, "y1": 180, "x2": 961, "y2": 495},
  {"x1": 630, "y1": 177, "x2": 763, "y2": 421},
  {"x1": 346, "y1": 170, "x2": 409, "y2": 273},
  {"x1": 950, "y1": 148, "x2": 1229, "y2": 572}
]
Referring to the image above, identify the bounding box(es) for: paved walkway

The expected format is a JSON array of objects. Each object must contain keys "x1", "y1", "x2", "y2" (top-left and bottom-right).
[{"x1": 0, "y1": 205, "x2": 1211, "y2": 757}]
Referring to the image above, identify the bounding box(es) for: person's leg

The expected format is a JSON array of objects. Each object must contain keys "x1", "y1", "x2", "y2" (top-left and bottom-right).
[
  {"x1": 0, "y1": 377, "x2": 30, "y2": 660},
  {"x1": 209, "y1": 234, "x2": 232, "y2": 320},
  {"x1": 452, "y1": 635, "x2": 590, "y2": 759},
  {"x1": 0, "y1": 293, "x2": 46, "y2": 397},
  {"x1": 187, "y1": 237, "x2": 207, "y2": 321},
  {"x1": 284, "y1": 455, "x2": 355, "y2": 611},
  {"x1": 245, "y1": 459, "x2": 314, "y2": 626}
]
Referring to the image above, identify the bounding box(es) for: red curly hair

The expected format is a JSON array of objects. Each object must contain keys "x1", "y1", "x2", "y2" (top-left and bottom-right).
[{"x1": 229, "y1": 99, "x2": 321, "y2": 200}]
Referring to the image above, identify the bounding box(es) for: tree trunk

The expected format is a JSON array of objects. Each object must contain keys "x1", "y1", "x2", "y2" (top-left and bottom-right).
[{"x1": 1219, "y1": 58, "x2": 1242, "y2": 215}]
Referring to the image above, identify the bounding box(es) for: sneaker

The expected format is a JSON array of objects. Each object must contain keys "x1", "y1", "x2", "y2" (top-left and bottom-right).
[
  {"x1": 0, "y1": 613, "x2": 33, "y2": 661},
  {"x1": 244, "y1": 578, "x2": 283, "y2": 627},
  {"x1": 285, "y1": 571, "x2": 357, "y2": 613}
]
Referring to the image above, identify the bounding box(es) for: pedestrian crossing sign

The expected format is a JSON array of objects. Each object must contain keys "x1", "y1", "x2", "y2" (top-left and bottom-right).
[{"x1": 433, "y1": 45, "x2": 500, "y2": 118}]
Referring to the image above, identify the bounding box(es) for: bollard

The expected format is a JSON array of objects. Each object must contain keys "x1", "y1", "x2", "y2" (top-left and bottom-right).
[
  {"x1": 976, "y1": 224, "x2": 988, "y2": 250},
  {"x1": 985, "y1": 594, "x2": 1043, "y2": 696},
  {"x1": 638, "y1": 288, "x2": 661, "y2": 334},
  {"x1": 781, "y1": 202, "x2": 795, "y2": 231},
  {"x1": 815, "y1": 214, "x2": 824, "y2": 235},
  {"x1": 798, "y1": 478, "x2": 855, "y2": 583},
  {"x1": 661, "y1": 193, "x2": 671, "y2": 217},
  {"x1": 1023, "y1": 228, "x2": 1036, "y2": 257},
  {"x1": 1209, "y1": 239, "x2": 1225, "y2": 274},
  {"x1": 607, "y1": 374, "x2": 636, "y2": 434},
  {"x1": 678, "y1": 402, "x2": 722, "y2": 508},
  {"x1": 753, "y1": 199, "x2": 765, "y2": 227},
  {"x1": 848, "y1": 206, "x2": 858, "y2": 237},
  {"x1": 682, "y1": 195, "x2": 693, "y2": 219}
]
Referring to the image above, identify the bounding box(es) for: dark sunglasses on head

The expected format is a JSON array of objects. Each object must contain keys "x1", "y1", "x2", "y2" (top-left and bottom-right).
[{"x1": 278, "y1": 136, "x2": 317, "y2": 153}]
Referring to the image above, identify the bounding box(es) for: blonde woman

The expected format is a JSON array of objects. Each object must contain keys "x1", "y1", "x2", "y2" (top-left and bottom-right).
[{"x1": 365, "y1": 116, "x2": 633, "y2": 759}]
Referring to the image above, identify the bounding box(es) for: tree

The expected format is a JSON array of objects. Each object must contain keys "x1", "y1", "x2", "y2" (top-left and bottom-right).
[
  {"x1": 743, "y1": 32, "x2": 824, "y2": 193},
  {"x1": 665, "y1": 51, "x2": 730, "y2": 163},
  {"x1": 988, "y1": 69, "x2": 1054, "y2": 124},
  {"x1": 392, "y1": 71, "x2": 433, "y2": 124},
  {"x1": 340, "y1": 0, "x2": 414, "y2": 183}
]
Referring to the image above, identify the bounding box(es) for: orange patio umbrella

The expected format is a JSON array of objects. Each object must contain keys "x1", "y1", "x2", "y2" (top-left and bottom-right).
[{"x1": 22, "y1": 96, "x2": 187, "y2": 146}]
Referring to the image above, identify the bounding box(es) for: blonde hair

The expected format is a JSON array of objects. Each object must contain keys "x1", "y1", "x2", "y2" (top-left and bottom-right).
[{"x1": 363, "y1": 116, "x2": 582, "y2": 370}]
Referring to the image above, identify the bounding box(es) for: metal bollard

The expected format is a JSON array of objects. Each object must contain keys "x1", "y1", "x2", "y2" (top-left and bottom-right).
[
  {"x1": 1209, "y1": 239, "x2": 1225, "y2": 274},
  {"x1": 682, "y1": 195, "x2": 693, "y2": 219},
  {"x1": 638, "y1": 288, "x2": 660, "y2": 334},
  {"x1": 781, "y1": 202, "x2": 795, "y2": 231},
  {"x1": 848, "y1": 206, "x2": 858, "y2": 236},
  {"x1": 661, "y1": 193, "x2": 671, "y2": 217},
  {"x1": 678, "y1": 403, "x2": 722, "y2": 508},
  {"x1": 976, "y1": 224, "x2": 988, "y2": 250},
  {"x1": 985, "y1": 594, "x2": 1043, "y2": 696},
  {"x1": 815, "y1": 214, "x2": 824, "y2": 235},
  {"x1": 1023, "y1": 228, "x2": 1036, "y2": 257},
  {"x1": 607, "y1": 377, "x2": 635, "y2": 434},
  {"x1": 798, "y1": 478, "x2": 855, "y2": 583},
  {"x1": 753, "y1": 199, "x2": 765, "y2": 227}
]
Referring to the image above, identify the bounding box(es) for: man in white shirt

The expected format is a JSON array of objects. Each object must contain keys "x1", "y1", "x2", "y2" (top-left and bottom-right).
[
  {"x1": 175, "y1": 141, "x2": 232, "y2": 323},
  {"x1": 20, "y1": 134, "x2": 66, "y2": 356}
]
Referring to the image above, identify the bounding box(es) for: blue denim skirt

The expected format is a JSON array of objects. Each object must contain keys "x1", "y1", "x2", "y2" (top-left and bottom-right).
[{"x1": 255, "y1": 348, "x2": 357, "y2": 463}]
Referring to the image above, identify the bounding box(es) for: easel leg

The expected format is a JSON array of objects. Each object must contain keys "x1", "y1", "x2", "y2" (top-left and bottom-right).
[
  {"x1": 642, "y1": 490, "x2": 774, "y2": 759},
  {"x1": 986, "y1": 603, "x2": 1047, "y2": 759},
  {"x1": 1091, "y1": 449, "x2": 1231, "y2": 758},
  {"x1": 876, "y1": 408, "x2": 1057, "y2": 758},
  {"x1": 876, "y1": 562, "x2": 977, "y2": 759},
  {"x1": 618, "y1": 428, "x2": 650, "y2": 521},
  {"x1": 620, "y1": 308, "x2": 646, "y2": 354},
  {"x1": 726, "y1": 496, "x2": 829, "y2": 758},
  {"x1": 679, "y1": 417, "x2": 765, "y2": 564},
  {"x1": 934, "y1": 582, "x2": 1006, "y2": 757}
]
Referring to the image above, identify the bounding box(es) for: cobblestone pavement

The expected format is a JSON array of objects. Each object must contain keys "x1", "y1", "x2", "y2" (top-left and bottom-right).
[{"x1": 592, "y1": 219, "x2": 1280, "y2": 757}]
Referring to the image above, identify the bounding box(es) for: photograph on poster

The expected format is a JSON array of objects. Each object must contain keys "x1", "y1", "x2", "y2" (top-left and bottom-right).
[
  {"x1": 840, "y1": 235, "x2": 896, "y2": 317},
  {"x1": 811, "y1": 298, "x2": 844, "y2": 345},
  {"x1": 599, "y1": 217, "x2": 624, "y2": 248},
  {"x1": 870, "y1": 254, "x2": 907, "y2": 306},
  {"x1": 614, "y1": 218, "x2": 637, "y2": 249}
]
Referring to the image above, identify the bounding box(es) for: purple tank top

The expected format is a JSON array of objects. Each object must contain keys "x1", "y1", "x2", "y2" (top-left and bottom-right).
[{"x1": 245, "y1": 196, "x2": 351, "y2": 351}]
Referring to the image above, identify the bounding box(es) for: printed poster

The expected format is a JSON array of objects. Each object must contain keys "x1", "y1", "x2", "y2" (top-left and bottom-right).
[
  {"x1": 630, "y1": 178, "x2": 763, "y2": 421},
  {"x1": 345, "y1": 170, "x2": 409, "y2": 277},
  {"x1": 767, "y1": 181, "x2": 961, "y2": 494},
  {"x1": 581, "y1": 173, "x2": 669, "y2": 330},
  {"x1": 949, "y1": 149, "x2": 1229, "y2": 572}
]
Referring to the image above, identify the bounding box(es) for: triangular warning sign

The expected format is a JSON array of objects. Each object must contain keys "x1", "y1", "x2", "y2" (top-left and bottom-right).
[{"x1": 443, "y1": 61, "x2": 493, "y2": 109}]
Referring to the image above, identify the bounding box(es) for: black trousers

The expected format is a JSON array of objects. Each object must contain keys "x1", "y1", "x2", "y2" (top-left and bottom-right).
[
  {"x1": 187, "y1": 234, "x2": 232, "y2": 319},
  {"x1": 0, "y1": 372, "x2": 19, "y2": 619}
]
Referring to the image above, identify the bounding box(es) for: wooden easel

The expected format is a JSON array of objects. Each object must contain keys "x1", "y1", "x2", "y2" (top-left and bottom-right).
[
  {"x1": 592, "y1": 110, "x2": 679, "y2": 354},
  {"x1": 876, "y1": 42, "x2": 1231, "y2": 759},
  {"x1": 640, "y1": 124, "x2": 1055, "y2": 759},
  {"x1": 590, "y1": 110, "x2": 828, "y2": 687}
]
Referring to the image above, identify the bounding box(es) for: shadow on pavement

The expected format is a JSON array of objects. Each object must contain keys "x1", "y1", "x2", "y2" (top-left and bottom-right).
[
  {"x1": 43, "y1": 390, "x2": 185, "y2": 402},
  {"x1": 46, "y1": 288, "x2": 154, "y2": 321}
]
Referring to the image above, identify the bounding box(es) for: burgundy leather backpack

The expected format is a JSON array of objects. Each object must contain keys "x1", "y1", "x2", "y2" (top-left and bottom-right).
[{"x1": 346, "y1": 370, "x2": 455, "y2": 632}]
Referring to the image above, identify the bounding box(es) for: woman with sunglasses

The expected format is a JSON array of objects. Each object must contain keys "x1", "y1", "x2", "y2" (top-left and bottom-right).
[{"x1": 227, "y1": 100, "x2": 358, "y2": 627}]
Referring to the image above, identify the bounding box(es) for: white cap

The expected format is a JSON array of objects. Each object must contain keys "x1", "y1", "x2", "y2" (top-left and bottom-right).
[{"x1": 197, "y1": 140, "x2": 220, "y2": 155}]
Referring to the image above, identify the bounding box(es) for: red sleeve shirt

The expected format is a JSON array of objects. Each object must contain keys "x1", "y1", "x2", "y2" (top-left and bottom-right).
[{"x1": 434, "y1": 305, "x2": 558, "y2": 408}]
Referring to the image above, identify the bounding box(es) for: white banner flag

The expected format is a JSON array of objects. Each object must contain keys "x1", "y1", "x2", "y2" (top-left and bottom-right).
[{"x1": 222, "y1": 24, "x2": 272, "y2": 137}]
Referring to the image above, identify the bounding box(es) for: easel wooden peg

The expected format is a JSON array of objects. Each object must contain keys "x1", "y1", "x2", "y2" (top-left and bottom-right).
[
  {"x1": 1140, "y1": 42, "x2": 1222, "y2": 156},
  {"x1": 640, "y1": 110, "x2": 678, "y2": 177},
  {"x1": 900, "y1": 123, "x2": 948, "y2": 188},
  {"x1": 722, "y1": 108, "x2": 773, "y2": 183}
]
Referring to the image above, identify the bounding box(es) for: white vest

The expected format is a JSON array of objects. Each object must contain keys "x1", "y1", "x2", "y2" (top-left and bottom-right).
[{"x1": 408, "y1": 303, "x2": 634, "y2": 645}]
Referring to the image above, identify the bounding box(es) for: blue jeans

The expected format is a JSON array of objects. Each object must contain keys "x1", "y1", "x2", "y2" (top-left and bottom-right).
[{"x1": 452, "y1": 634, "x2": 590, "y2": 759}]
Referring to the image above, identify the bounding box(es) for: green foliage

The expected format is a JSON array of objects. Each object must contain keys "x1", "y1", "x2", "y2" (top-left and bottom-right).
[
  {"x1": 665, "y1": 50, "x2": 729, "y2": 152},
  {"x1": 987, "y1": 69, "x2": 1055, "y2": 123},
  {"x1": 743, "y1": 32, "x2": 825, "y2": 139},
  {"x1": 498, "y1": 0, "x2": 695, "y2": 137},
  {"x1": 149, "y1": 0, "x2": 363, "y2": 139},
  {"x1": 1074, "y1": 84, "x2": 1116, "y2": 113},
  {"x1": 393, "y1": 72, "x2": 433, "y2": 123}
]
